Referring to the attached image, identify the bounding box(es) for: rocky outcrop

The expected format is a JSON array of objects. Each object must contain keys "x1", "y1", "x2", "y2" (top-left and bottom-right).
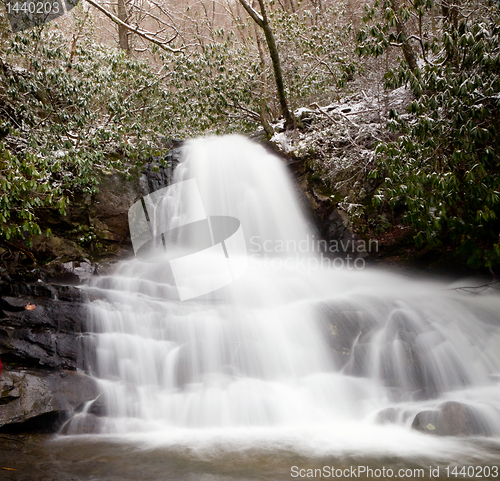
[
  {"x1": 31, "y1": 169, "x2": 140, "y2": 264},
  {"x1": 0, "y1": 369, "x2": 98, "y2": 431},
  {"x1": 0, "y1": 284, "x2": 86, "y2": 370},
  {"x1": 0, "y1": 280, "x2": 99, "y2": 431},
  {"x1": 142, "y1": 142, "x2": 182, "y2": 193},
  {"x1": 317, "y1": 298, "x2": 466, "y2": 403}
]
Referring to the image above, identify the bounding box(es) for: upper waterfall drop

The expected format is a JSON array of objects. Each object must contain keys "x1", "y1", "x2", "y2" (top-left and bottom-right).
[
  {"x1": 69, "y1": 134, "x2": 500, "y2": 457},
  {"x1": 173, "y1": 135, "x2": 314, "y2": 253}
]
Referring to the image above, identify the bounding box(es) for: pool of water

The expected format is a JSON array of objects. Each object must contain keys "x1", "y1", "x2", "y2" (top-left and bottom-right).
[{"x1": 2, "y1": 432, "x2": 500, "y2": 480}]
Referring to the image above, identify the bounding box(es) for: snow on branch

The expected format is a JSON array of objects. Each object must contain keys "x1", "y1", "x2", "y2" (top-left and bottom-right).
[{"x1": 237, "y1": 0, "x2": 264, "y2": 28}]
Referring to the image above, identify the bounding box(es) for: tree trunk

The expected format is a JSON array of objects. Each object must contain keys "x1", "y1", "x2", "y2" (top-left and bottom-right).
[
  {"x1": 392, "y1": 0, "x2": 418, "y2": 72},
  {"x1": 117, "y1": 0, "x2": 130, "y2": 54},
  {"x1": 260, "y1": 22, "x2": 294, "y2": 127},
  {"x1": 254, "y1": 24, "x2": 274, "y2": 136},
  {"x1": 441, "y1": 0, "x2": 460, "y2": 67}
]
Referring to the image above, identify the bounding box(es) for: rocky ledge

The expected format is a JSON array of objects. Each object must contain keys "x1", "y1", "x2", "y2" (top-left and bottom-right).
[
  {"x1": 0, "y1": 369, "x2": 98, "y2": 431},
  {"x1": 0, "y1": 278, "x2": 99, "y2": 432}
]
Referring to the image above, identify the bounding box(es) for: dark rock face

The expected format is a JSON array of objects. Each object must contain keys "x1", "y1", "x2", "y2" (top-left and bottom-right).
[
  {"x1": 28, "y1": 146, "x2": 183, "y2": 267},
  {"x1": 0, "y1": 369, "x2": 98, "y2": 431},
  {"x1": 143, "y1": 143, "x2": 182, "y2": 193},
  {"x1": 270, "y1": 141, "x2": 363, "y2": 259},
  {"x1": 412, "y1": 401, "x2": 492, "y2": 436},
  {"x1": 59, "y1": 412, "x2": 102, "y2": 435},
  {"x1": 0, "y1": 286, "x2": 86, "y2": 370},
  {"x1": 0, "y1": 279, "x2": 100, "y2": 431}
]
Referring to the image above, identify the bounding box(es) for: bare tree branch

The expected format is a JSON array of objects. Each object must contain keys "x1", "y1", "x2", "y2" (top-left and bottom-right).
[
  {"x1": 85, "y1": 0, "x2": 184, "y2": 53},
  {"x1": 237, "y1": 0, "x2": 264, "y2": 28}
]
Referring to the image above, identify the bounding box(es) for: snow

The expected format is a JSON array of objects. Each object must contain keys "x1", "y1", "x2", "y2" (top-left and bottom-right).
[{"x1": 268, "y1": 87, "x2": 414, "y2": 223}]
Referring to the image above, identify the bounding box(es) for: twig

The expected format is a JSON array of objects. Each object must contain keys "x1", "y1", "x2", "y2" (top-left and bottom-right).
[{"x1": 451, "y1": 281, "x2": 500, "y2": 294}]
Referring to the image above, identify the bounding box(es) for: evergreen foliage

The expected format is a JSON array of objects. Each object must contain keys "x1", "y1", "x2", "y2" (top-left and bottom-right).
[
  {"x1": 0, "y1": 15, "x2": 170, "y2": 241},
  {"x1": 358, "y1": 0, "x2": 500, "y2": 269}
]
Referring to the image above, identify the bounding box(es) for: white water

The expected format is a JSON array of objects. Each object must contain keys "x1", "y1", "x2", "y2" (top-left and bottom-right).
[{"x1": 71, "y1": 135, "x2": 500, "y2": 460}]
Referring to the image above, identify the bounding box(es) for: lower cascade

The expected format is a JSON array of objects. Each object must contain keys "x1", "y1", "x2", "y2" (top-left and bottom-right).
[{"x1": 66, "y1": 135, "x2": 500, "y2": 459}]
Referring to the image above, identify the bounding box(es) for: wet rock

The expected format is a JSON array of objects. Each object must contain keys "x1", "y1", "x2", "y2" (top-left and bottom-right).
[
  {"x1": 93, "y1": 261, "x2": 119, "y2": 277},
  {"x1": 329, "y1": 303, "x2": 441, "y2": 401},
  {"x1": 7, "y1": 282, "x2": 55, "y2": 299},
  {"x1": 0, "y1": 297, "x2": 87, "y2": 370},
  {"x1": 91, "y1": 170, "x2": 140, "y2": 245},
  {"x1": 375, "y1": 407, "x2": 398, "y2": 424},
  {"x1": 375, "y1": 406, "x2": 414, "y2": 425},
  {"x1": 64, "y1": 261, "x2": 94, "y2": 283},
  {"x1": 319, "y1": 209, "x2": 353, "y2": 250},
  {"x1": 50, "y1": 284, "x2": 85, "y2": 302},
  {"x1": 412, "y1": 401, "x2": 492, "y2": 436},
  {"x1": 86, "y1": 393, "x2": 109, "y2": 416},
  {"x1": 347, "y1": 337, "x2": 440, "y2": 401},
  {"x1": 0, "y1": 369, "x2": 99, "y2": 430},
  {"x1": 344, "y1": 342, "x2": 372, "y2": 376},
  {"x1": 143, "y1": 144, "x2": 182, "y2": 194},
  {"x1": 316, "y1": 301, "x2": 370, "y2": 369},
  {"x1": 59, "y1": 412, "x2": 102, "y2": 434},
  {"x1": 378, "y1": 340, "x2": 433, "y2": 396}
]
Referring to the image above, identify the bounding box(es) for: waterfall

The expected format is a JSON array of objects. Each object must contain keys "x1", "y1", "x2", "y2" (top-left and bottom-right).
[{"x1": 69, "y1": 135, "x2": 500, "y2": 457}]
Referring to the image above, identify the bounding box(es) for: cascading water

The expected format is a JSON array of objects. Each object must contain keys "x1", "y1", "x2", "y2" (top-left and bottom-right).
[{"x1": 66, "y1": 135, "x2": 500, "y2": 469}]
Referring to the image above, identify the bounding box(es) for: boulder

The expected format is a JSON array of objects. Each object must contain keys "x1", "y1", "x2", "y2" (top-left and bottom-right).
[
  {"x1": 86, "y1": 392, "x2": 109, "y2": 416},
  {"x1": 411, "y1": 401, "x2": 492, "y2": 436},
  {"x1": 0, "y1": 369, "x2": 99, "y2": 430},
  {"x1": 375, "y1": 407, "x2": 399, "y2": 425}
]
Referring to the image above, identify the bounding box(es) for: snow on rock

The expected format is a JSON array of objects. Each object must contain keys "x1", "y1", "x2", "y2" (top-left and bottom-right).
[{"x1": 269, "y1": 88, "x2": 413, "y2": 228}]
